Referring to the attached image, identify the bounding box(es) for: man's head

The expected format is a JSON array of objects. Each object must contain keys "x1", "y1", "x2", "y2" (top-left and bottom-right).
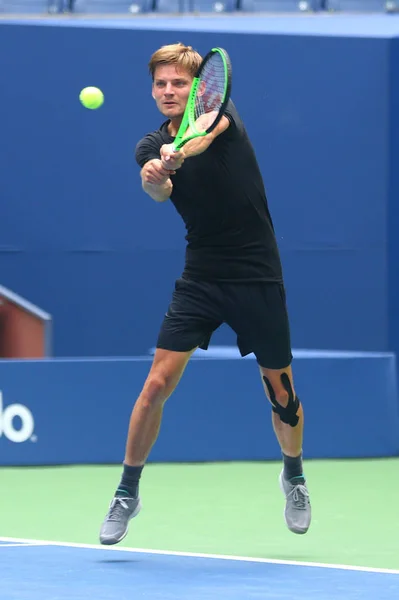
[{"x1": 149, "y1": 43, "x2": 202, "y2": 121}]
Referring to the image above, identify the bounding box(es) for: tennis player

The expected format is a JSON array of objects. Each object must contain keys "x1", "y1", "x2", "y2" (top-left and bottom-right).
[{"x1": 99, "y1": 43, "x2": 311, "y2": 545}]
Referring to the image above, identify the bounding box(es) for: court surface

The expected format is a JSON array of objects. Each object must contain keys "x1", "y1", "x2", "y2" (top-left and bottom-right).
[
  {"x1": 1, "y1": 537, "x2": 399, "y2": 599},
  {"x1": 2, "y1": 460, "x2": 399, "y2": 599}
]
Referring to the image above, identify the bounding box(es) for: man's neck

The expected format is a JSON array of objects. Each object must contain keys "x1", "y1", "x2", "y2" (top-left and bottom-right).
[{"x1": 167, "y1": 118, "x2": 182, "y2": 138}]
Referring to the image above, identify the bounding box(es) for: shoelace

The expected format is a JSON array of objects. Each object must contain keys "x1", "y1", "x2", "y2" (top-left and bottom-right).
[
  {"x1": 288, "y1": 484, "x2": 309, "y2": 510},
  {"x1": 108, "y1": 498, "x2": 131, "y2": 521}
]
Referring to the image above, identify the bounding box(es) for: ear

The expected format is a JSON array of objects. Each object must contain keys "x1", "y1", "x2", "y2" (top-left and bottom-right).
[{"x1": 196, "y1": 80, "x2": 206, "y2": 98}]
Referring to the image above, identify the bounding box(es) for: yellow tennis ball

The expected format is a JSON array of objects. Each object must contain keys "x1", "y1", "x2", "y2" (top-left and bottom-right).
[{"x1": 79, "y1": 86, "x2": 104, "y2": 110}]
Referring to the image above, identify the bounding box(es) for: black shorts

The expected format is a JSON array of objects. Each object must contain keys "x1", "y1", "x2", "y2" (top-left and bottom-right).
[{"x1": 157, "y1": 278, "x2": 293, "y2": 369}]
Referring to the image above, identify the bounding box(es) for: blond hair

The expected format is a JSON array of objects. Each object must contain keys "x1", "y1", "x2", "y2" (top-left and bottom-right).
[{"x1": 148, "y1": 43, "x2": 202, "y2": 80}]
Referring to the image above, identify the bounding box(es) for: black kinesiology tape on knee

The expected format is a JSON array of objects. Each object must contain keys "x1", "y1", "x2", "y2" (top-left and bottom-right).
[{"x1": 263, "y1": 372, "x2": 300, "y2": 427}]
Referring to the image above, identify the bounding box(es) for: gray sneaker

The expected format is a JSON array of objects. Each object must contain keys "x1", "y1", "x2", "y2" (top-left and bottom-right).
[
  {"x1": 99, "y1": 496, "x2": 142, "y2": 545},
  {"x1": 279, "y1": 470, "x2": 311, "y2": 535}
]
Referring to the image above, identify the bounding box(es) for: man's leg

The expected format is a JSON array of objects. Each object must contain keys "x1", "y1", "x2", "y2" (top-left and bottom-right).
[
  {"x1": 124, "y1": 348, "x2": 194, "y2": 466},
  {"x1": 222, "y1": 281, "x2": 311, "y2": 534},
  {"x1": 260, "y1": 364, "x2": 311, "y2": 535},
  {"x1": 260, "y1": 364, "x2": 303, "y2": 458},
  {"x1": 99, "y1": 347, "x2": 194, "y2": 545}
]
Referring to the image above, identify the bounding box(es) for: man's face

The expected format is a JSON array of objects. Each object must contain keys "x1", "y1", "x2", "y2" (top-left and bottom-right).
[{"x1": 152, "y1": 64, "x2": 193, "y2": 120}]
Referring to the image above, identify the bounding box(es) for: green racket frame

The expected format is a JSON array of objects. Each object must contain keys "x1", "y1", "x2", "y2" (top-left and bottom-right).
[{"x1": 172, "y1": 47, "x2": 232, "y2": 152}]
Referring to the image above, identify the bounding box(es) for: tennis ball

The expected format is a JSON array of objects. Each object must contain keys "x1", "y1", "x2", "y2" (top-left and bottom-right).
[{"x1": 79, "y1": 86, "x2": 104, "y2": 110}]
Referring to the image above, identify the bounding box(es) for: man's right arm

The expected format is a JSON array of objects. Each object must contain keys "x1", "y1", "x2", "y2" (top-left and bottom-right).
[{"x1": 140, "y1": 159, "x2": 174, "y2": 203}]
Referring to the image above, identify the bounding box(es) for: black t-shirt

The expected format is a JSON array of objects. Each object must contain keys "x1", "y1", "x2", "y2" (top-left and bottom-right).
[{"x1": 135, "y1": 101, "x2": 283, "y2": 283}]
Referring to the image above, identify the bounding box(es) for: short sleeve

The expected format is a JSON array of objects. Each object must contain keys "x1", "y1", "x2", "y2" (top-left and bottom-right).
[
  {"x1": 223, "y1": 100, "x2": 244, "y2": 134},
  {"x1": 135, "y1": 133, "x2": 162, "y2": 168}
]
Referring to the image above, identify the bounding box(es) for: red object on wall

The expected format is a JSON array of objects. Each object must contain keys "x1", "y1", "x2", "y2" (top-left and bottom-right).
[{"x1": 0, "y1": 286, "x2": 52, "y2": 359}]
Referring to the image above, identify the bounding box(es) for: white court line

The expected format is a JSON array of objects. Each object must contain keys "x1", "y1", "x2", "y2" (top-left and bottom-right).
[
  {"x1": 0, "y1": 543, "x2": 47, "y2": 547},
  {"x1": 1, "y1": 536, "x2": 399, "y2": 576}
]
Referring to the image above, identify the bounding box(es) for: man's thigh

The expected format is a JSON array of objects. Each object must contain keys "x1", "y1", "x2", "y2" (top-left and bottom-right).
[
  {"x1": 157, "y1": 278, "x2": 223, "y2": 352},
  {"x1": 223, "y1": 282, "x2": 293, "y2": 369}
]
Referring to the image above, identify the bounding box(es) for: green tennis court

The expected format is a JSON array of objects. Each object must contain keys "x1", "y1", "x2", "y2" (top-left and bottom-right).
[{"x1": 1, "y1": 458, "x2": 398, "y2": 571}]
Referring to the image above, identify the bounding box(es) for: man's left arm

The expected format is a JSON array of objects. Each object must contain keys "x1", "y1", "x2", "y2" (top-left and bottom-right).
[{"x1": 160, "y1": 115, "x2": 230, "y2": 170}]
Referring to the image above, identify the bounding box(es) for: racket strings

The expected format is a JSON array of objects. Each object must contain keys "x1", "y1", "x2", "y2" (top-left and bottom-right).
[{"x1": 194, "y1": 54, "x2": 226, "y2": 131}]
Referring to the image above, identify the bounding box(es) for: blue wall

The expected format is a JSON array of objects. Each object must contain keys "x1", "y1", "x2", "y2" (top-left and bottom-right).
[
  {"x1": 388, "y1": 37, "x2": 399, "y2": 363},
  {"x1": 0, "y1": 21, "x2": 395, "y2": 357},
  {"x1": 0, "y1": 352, "x2": 397, "y2": 465}
]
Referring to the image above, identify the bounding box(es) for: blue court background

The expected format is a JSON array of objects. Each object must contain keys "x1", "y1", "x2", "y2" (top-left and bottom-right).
[
  {"x1": 0, "y1": 351, "x2": 397, "y2": 465},
  {"x1": 0, "y1": 16, "x2": 399, "y2": 465},
  {"x1": 1, "y1": 541, "x2": 399, "y2": 600},
  {"x1": 0, "y1": 17, "x2": 398, "y2": 359}
]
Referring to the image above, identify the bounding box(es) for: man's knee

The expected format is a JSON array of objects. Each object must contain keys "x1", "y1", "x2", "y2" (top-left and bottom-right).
[
  {"x1": 263, "y1": 372, "x2": 301, "y2": 427},
  {"x1": 142, "y1": 372, "x2": 169, "y2": 407},
  {"x1": 140, "y1": 349, "x2": 192, "y2": 409}
]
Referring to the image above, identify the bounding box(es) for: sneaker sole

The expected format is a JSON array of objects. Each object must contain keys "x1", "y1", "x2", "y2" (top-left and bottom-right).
[
  {"x1": 100, "y1": 499, "x2": 142, "y2": 546},
  {"x1": 279, "y1": 471, "x2": 310, "y2": 535}
]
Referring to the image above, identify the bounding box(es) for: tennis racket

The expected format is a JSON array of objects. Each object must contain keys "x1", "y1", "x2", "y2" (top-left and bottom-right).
[{"x1": 172, "y1": 47, "x2": 232, "y2": 152}]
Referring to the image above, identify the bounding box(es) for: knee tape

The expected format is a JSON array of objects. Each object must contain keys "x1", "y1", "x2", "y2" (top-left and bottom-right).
[{"x1": 263, "y1": 372, "x2": 300, "y2": 427}]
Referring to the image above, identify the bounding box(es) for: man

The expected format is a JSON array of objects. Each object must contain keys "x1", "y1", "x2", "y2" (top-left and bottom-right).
[{"x1": 99, "y1": 43, "x2": 311, "y2": 546}]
